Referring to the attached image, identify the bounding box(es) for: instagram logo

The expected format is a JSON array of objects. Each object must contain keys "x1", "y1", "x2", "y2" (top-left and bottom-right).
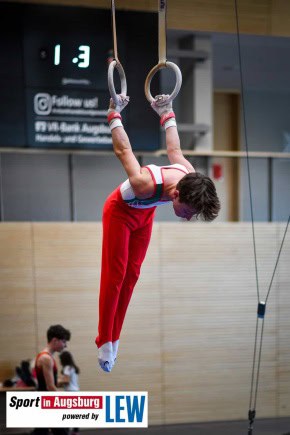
[{"x1": 34, "y1": 93, "x2": 52, "y2": 115}]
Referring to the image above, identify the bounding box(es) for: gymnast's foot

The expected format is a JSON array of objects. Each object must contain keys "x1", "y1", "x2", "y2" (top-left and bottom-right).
[
  {"x1": 112, "y1": 340, "x2": 119, "y2": 367},
  {"x1": 98, "y1": 342, "x2": 114, "y2": 372}
]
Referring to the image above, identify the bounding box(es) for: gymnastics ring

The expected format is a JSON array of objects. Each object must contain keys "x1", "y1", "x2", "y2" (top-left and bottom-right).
[
  {"x1": 108, "y1": 60, "x2": 127, "y2": 105},
  {"x1": 144, "y1": 61, "x2": 182, "y2": 104},
  {"x1": 108, "y1": 60, "x2": 127, "y2": 106}
]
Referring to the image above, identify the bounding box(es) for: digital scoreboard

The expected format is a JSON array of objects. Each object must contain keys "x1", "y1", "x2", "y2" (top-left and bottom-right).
[{"x1": 0, "y1": 3, "x2": 159, "y2": 150}]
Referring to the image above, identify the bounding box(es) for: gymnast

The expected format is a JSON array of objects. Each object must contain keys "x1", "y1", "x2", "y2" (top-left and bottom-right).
[{"x1": 95, "y1": 93, "x2": 221, "y2": 372}]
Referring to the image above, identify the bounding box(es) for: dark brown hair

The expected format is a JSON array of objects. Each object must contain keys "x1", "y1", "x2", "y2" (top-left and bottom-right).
[
  {"x1": 47, "y1": 325, "x2": 71, "y2": 343},
  {"x1": 59, "y1": 351, "x2": 80, "y2": 374},
  {"x1": 176, "y1": 172, "x2": 221, "y2": 221}
]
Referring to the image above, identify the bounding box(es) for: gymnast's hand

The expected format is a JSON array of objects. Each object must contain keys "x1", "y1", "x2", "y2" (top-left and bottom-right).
[
  {"x1": 151, "y1": 94, "x2": 173, "y2": 117},
  {"x1": 108, "y1": 94, "x2": 130, "y2": 114}
]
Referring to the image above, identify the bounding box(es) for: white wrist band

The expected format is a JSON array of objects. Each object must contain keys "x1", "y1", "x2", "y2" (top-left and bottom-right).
[
  {"x1": 164, "y1": 118, "x2": 177, "y2": 130},
  {"x1": 109, "y1": 118, "x2": 123, "y2": 131}
]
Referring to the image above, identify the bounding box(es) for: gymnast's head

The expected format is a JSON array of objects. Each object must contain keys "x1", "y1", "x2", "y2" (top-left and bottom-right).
[{"x1": 172, "y1": 172, "x2": 221, "y2": 221}]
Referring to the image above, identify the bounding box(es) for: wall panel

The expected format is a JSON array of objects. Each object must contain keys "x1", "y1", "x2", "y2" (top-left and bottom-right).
[
  {"x1": 0, "y1": 222, "x2": 289, "y2": 424},
  {"x1": 1, "y1": 154, "x2": 71, "y2": 221},
  {"x1": 160, "y1": 223, "x2": 278, "y2": 422},
  {"x1": 277, "y1": 222, "x2": 290, "y2": 416},
  {"x1": 32, "y1": 223, "x2": 163, "y2": 424},
  {"x1": 0, "y1": 224, "x2": 36, "y2": 380},
  {"x1": 31, "y1": 222, "x2": 102, "y2": 412}
]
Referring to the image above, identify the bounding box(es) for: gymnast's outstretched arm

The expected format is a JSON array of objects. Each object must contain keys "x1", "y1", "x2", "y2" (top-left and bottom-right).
[
  {"x1": 151, "y1": 94, "x2": 195, "y2": 173},
  {"x1": 108, "y1": 95, "x2": 151, "y2": 194}
]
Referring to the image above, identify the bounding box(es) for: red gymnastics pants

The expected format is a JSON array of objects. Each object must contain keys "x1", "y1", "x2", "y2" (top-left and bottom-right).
[{"x1": 95, "y1": 187, "x2": 156, "y2": 348}]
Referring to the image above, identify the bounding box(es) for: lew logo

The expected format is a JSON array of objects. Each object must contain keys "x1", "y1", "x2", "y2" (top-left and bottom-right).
[{"x1": 105, "y1": 395, "x2": 146, "y2": 423}]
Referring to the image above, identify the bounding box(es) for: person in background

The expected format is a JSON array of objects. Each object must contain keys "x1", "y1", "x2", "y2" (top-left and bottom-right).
[
  {"x1": 59, "y1": 350, "x2": 80, "y2": 392},
  {"x1": 58, "y1": 351, "x2": 80, "y2": 435},
  {"x1": 33, "y1": 324, "x2": 71, "y2": 435}
]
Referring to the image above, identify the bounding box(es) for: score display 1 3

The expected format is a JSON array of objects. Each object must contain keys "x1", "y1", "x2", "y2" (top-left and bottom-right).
[{"x1": 54, "y1": 44, "x2": 90, "y2": 68}]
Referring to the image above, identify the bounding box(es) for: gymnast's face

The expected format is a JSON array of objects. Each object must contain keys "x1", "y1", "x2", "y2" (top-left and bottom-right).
[{"x1": 172, "y1": 191, "x2": 196, "y2": 221}]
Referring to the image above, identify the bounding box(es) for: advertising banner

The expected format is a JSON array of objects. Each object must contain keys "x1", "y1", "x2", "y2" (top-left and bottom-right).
[{"x1": 6, "y1": 391, "x2": 148, "y2": 428}]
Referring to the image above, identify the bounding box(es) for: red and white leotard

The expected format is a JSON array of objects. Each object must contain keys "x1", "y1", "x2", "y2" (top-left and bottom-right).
[
  {"x1": 120, "y1": 163, "x2": 189, "y2": 208},
  {"x1": 96, "y1": 163, "x2": 189, "y2": 349}
]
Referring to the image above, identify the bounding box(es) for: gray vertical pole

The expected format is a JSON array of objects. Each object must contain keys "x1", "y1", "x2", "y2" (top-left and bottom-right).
[
  {"x1": 268, "y1": 157, "x2": 273, "y2": 222},
  {"x1": 0, "y1": 154, "x2": 4, "y2": 222},
  {"x1": 179, "y1": 35, "x2": 194, "y2": 149},
  {"x1": 193, "y1": 35, "x2": 213, "y2": 151},
  {"x1": 68, "y1": 153, "x2": 76, "y2": 222}
]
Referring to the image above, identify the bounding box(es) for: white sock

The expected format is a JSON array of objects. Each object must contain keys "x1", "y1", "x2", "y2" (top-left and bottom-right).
[
  {"x1": 112, "y1": 340, "x2": 119, "y2": 361},
  {"x1": 98, "y1": 342, "x2": 114, "y2": 372}
]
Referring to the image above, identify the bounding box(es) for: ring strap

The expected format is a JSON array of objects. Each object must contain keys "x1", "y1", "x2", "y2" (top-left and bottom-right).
[
  {"x1": 111, "y1": 0, "x2": 119, "y2": 62},
  {"x1": 108, "y1": 1, "x2": 127, "y2": 105},
  {"x1": 159, "y1": 0, "x2": 167, "y2": 65},
  {"x1": 144, "y1": 1, "x2": 182, "y2": 103}
]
